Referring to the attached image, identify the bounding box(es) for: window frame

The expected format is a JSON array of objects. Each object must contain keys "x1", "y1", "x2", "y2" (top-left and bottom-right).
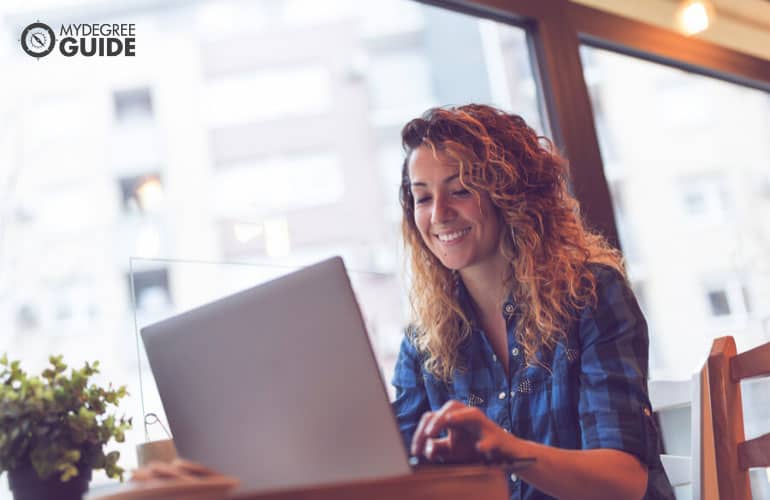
[{"x1": 416, "y1": 0, "x2": 770, "y2": 251}]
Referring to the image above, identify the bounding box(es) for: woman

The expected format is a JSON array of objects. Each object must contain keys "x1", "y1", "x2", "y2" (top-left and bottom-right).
[{"x1": 393, "y1": 104, "x2": 674, "y2": 499}]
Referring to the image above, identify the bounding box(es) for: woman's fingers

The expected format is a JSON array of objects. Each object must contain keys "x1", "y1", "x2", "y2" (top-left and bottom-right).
[
  {"x1": 445, "y1": 407, "x2": 513, "y2": 458},
  {"x1": 411, "y1": 401, "x2": 488, "y2": 463},
  {"x1": 172, "y1": 459, "x2": 218, "y2": 477},
  {"x1": 411, "y1": 410, "x2": 435, "y2": 455},
  {"x1": 412, "y1": 402, "x2": 516, "y2": 465},
  {"x1": 424, "y1": 400, "x2": 467, "y2": 437},
  {"x1": 132, "y1": 461, "x2": 184, "y2": 480},
  {"x1": 132, "y1": 459, "x2": 221, "y2": 482},
  {"x1": 425, "y1": 436, "x2": 455, "y2": 461},
  {"x1": 475, "y1": 434, "x2": 500, "y2": 455},
  {"x1": 412, "y1": 401, "x2": 464, "y2": 455},
  {"x1": 443, "y1": 405, "x2": 487, "y2": 427}
]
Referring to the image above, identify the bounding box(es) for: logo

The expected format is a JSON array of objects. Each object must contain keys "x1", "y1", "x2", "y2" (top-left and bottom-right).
[
  {"x1": 20, "y1": 21, "x2": 136, "y2": 59},
  {"x1": 21, "y1": 22, "x2": 56, "y2": 58}
]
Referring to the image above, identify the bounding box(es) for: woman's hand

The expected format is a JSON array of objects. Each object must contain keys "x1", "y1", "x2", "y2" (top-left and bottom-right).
[
  {"x1": 411, "y1": 400, "x2": 518, "y2": 464},
  {"x1": 132, "y1": 459, "x2": 228, "y2": 482}
]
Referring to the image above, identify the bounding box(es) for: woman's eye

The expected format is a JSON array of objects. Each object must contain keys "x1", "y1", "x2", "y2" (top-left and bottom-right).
[
  {"x1": 415, "y1": 196, "x2": 431, "y2": 205},
  {"x1": 452, "y1": 188, "x2": 470, "y2": 196}
]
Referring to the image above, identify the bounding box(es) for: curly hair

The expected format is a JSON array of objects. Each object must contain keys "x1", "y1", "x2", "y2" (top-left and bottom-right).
[{"x1": 399, "y1": 104, "x2": 624, "y2": 381}]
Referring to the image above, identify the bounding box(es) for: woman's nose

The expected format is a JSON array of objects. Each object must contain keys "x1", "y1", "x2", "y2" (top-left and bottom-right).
[{"x1": 431, "y1": 196, "x2": 456, "y2": 224}]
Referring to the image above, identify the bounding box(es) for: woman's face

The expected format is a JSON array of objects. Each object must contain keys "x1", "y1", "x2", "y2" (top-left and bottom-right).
[{"x1": 407, "y1": 145, "x2": 502, "y2": 272}]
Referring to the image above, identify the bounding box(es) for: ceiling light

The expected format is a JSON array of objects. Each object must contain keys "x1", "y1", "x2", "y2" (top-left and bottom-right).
[{"x1": 676, "y1": 0, "x2": 716, "y2": 36}]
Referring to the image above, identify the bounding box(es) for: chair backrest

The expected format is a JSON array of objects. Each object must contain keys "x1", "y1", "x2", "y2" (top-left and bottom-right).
[{"x1": 705, "y1": 336, "x2": 770, "y2": 500}]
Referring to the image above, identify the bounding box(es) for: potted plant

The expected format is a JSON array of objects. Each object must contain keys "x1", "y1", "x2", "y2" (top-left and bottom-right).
[{"x1": 0, "y1": 354, "x2": 132, "y2": 500}]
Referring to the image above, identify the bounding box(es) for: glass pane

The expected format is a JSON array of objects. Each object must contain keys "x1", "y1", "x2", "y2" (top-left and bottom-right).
[
  {"x1": 128, "y1": 258, "x2": 402, "y2": 444},
  {"x1": 0, "y1": 1, "x2": 544, "y2": 494},
  {"x1": 581, "y1": 46, "x2": 770, "y2": 497}
]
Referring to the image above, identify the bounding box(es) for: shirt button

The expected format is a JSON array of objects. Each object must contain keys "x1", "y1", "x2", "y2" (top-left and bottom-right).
[
  {"x1": 510, "y1": 473, "x2": 518, "y2": 482},
  {"x1": 498, "y1": 391, "x2": 506, "y2": 400},
  {"x1": 643, "y1": 406, "x2": 652, "y2": 417},
  {"x1": 492, "y1": 354, "x2": 497, "y2": 362},
  {"x1": 511, "y1": 347, "x2": 520, "y2": 356},
  {"x1": 510, "y1": 391, "x2": 516, "y2": 398},
  {"x1": 504, "y1": 303, "x2": 515, "y2": 315}
]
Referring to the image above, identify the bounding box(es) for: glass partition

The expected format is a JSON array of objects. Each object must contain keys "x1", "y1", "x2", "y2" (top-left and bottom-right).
[{"x1": 128, "y1": 257, "x2": 406, "y2": 444}]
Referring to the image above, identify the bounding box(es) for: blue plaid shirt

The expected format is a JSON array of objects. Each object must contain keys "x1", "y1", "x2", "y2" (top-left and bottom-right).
[{"x1": 391, "y1": 264, "x2": 675, "y2": 499}]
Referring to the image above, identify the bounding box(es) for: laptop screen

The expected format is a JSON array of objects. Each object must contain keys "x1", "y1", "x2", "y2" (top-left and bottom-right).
[{"x1": 141, "y1": 257, "x2": 410, "y2": 493}]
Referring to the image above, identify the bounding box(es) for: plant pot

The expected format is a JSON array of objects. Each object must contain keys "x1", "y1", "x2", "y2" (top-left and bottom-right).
[{"x1": 8, "y1": 463, "x2": 91, "y2": 500}]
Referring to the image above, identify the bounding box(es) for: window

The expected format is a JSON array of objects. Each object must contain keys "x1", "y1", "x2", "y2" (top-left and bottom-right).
[
  {"x1": 707, "y1": 289, "x2": 731, "y2": 316},
  {"x1": 118, "y1": 173, "x2": 164, "y2": 213},
  {"x1": 679, "y1": 175, "x2": 729, "y2": 225},
  {"x1": 113, "y1": 88, "x2": 154, "y2": 124},
  {"x1": 15, "y1": 304, "x2": 39, "y2": 332},
  {"x1": 703, "y1": 277, "x2": 750, "y2": 321},
  {"x1": 582, "y1": 47, "x2": 770, "y2": 381},
  {"x1": 129, "y1": 268, "x2": 172, "y2": 312}
]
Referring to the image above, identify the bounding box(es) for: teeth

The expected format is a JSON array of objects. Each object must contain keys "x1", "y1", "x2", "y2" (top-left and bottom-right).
[{"x1": 437, "y1": 228, "x2": 470, "y2": 242}]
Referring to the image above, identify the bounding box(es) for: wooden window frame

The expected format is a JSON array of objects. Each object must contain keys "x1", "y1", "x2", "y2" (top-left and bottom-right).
[{"x1": 417, "y1": 0, "x2": 770, "y2": 249}]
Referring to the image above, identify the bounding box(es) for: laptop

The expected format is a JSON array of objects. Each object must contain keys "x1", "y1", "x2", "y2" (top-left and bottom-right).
[{"x1": 140, "y1": 257, "x2": 411, "y2": 493}]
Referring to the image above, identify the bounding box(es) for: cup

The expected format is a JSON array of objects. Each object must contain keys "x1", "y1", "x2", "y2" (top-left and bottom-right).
[{"x1": 136, "y1": 439, "x2": 177, "y2": 466}]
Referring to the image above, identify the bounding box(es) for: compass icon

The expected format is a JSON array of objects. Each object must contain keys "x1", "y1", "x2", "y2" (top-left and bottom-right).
[{"x1": 21, "y1": 22, "x2": 56, "y2": 58}]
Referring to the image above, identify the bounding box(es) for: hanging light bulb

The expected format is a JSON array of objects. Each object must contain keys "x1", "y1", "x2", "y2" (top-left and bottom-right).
[{"x1": 676, "y1": 0, "x2": 716, "y2": 36}]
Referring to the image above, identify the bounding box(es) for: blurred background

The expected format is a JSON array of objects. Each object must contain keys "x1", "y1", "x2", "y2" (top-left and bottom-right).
[{"x1": 0, "y1": 0, "x2": 769, "y2": 497}]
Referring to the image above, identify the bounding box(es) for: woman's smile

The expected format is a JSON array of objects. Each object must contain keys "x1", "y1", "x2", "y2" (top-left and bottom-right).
[{"x1": 435, "y1": 227, "x2": 471, "y2": 244}]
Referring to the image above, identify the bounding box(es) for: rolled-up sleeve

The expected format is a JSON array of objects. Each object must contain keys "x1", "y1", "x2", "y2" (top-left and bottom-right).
[
  {"x1": 577, "y1": 265, "x2": 660, "y2": 467},
  {"x1": 391, "y1": 332, "x2": 430, "y2": 452}
]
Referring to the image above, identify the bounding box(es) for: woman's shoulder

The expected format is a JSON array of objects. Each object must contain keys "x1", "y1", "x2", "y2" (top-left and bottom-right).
[
  {"x1": 583, "y1": 261, "x2": 634, "y2": 305},
  {"x1": 584, "y1": 261, "x2": 627, "y2": 286},
  {"x1": 576, "y1": 261, "x2": 647, "y2": 344}
]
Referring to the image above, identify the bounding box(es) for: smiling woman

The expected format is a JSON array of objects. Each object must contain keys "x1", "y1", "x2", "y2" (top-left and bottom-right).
[
  {"x1": 392, "y1": 104, "x2": 676, "y2": 500},
  {"x1": 408, "y1": 147, "x2": 502, "y2": 273}
]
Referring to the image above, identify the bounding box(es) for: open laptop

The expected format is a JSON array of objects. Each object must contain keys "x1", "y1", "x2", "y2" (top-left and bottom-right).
[{"x1": 140, "y1": 257, "x2": 411, "y2": 493}]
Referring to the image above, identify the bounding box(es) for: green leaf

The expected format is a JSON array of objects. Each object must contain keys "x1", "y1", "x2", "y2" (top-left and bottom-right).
[{"x1": 0, "y1": 356, "x2": 131, "y2": 482}]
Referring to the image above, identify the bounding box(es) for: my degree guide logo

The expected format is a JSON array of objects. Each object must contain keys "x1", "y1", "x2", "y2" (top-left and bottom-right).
[{"x1": 20, "y1": 21, "x2": 136, "y2": 59}]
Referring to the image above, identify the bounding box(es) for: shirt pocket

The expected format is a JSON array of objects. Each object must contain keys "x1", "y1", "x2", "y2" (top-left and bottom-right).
[
  {"x1": 447, "y1": 376, "x2": 488, "y2": 410},
  {"x1": 511, "y1": 365, "x2": 554, "y2": 439},
  {"x1": 421, "y1": 370, "x2": 453, "y2": 411}
]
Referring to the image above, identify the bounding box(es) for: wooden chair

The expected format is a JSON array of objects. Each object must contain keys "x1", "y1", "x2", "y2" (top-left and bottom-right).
[{"x1": 704, "y1": 336, "x2": 770, "y2": 499}]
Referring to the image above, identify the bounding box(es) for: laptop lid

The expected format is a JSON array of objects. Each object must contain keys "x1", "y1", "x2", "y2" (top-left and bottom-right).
[{"x1": 140, "y1": 257, "x2": 411, "y2": 493}]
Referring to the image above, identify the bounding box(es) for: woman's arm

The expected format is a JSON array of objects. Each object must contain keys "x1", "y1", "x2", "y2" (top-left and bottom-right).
[
  {"x1": 508, "y1": 437, "x2": 647, "y2": 500},
  {"x1": 412, "y1": 400, "x2": 647, "y2": 500}
]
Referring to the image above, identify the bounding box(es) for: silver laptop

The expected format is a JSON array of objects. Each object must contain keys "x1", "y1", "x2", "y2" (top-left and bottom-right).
[{"x1": 140, "y1": 257, "x2": 411, "y2": 494}]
